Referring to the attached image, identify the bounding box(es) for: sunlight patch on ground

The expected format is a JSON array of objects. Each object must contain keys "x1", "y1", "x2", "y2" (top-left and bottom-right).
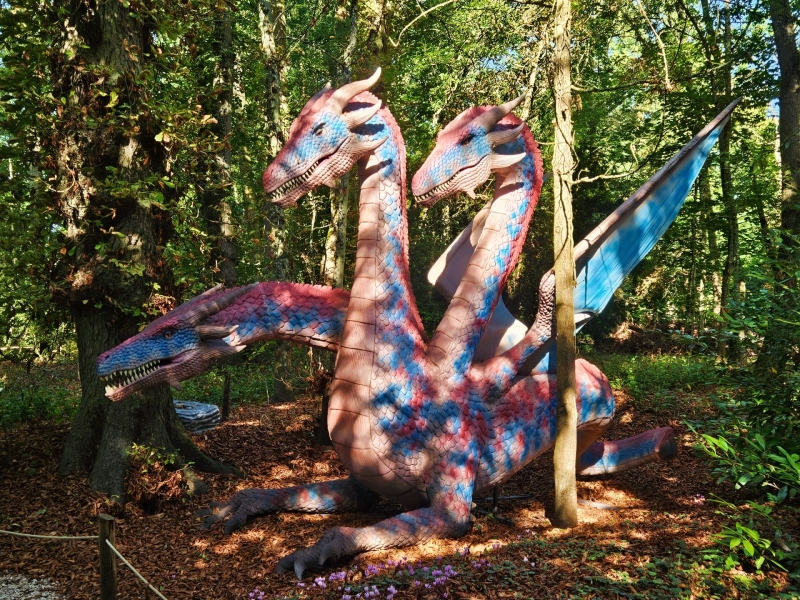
[
  {"x1": 270, "y1": 465, "x2": 294, "y2": 479},
  {"x1": 213, "y1": 538, "x2": 241, "y2": 555}
]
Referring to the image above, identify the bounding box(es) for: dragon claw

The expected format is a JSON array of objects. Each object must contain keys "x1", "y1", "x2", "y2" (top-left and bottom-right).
[
  {"x1": 275, "y1": 527, "x2": 357, "y2": 579},
  {"x1": 197, "y1": 490, "x2": 262, "y2": 534}
]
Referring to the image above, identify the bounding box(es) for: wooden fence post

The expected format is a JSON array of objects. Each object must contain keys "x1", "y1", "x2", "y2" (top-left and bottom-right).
[{"x1": 98, "y1": 513, "x2": 117, "y2": 600}]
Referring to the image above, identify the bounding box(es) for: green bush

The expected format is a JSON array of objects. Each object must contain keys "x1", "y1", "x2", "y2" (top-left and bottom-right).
[
  {"x1": 588, "y1": 352, "x2": 717, "y2": 403},
  {"x1": 0, "y1": 363, "x2": 80, "y2": 428}
]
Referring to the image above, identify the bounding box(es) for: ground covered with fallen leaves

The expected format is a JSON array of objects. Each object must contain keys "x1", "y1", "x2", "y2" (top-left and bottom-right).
[{"x1": 1, "y1": 359, "x2": 798, "y2": 599}]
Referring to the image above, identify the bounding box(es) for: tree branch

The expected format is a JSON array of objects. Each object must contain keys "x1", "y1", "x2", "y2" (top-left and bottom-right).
[
  {"x1": 633, "y1": 0, "x2": 672, "y2": 91},
  {"x1": 387, "y1": 0, "x2": 459, "y2": 48}
]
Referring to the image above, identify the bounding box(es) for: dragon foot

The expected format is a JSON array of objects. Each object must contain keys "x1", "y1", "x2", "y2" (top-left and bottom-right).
[
  {"x1": 275, "y1": 504, "x2": 471, "y2": 579},
  {"x1": 577, "y1": 427, "x2": 677, "y2": 476},
  {"x1": 275, "y1": 526, "x2": 359, "y2": 579},
  {"x1": 198, "y1": 488, "x2": 279, "y2": 533},
  {"x1": 198, "y1": 477, "x2": 379, "y2": 534}
]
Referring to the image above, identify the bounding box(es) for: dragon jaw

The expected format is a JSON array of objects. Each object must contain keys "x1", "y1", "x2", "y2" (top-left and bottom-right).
[
  {"x1": 263, "y1": 69, "x2": 388, "y2": 207},
  {"x1": 412, "y1": 97, "x2": 526, "y2": 206},
  {"x1": 96, "y1": 285, "x2": 254, "y2": 401}
]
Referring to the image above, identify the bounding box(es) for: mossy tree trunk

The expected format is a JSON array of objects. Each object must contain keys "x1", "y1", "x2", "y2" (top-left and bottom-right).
[{"x1": 53, "y1": 0, "x2": 239, "y2": 499}]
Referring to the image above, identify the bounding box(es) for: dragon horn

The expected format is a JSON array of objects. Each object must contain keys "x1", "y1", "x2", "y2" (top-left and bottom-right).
[
  {"x1": 342, "y1": 100, "x2": 382, "y2": 129},
  {"x1": 487, "y1": 123, "x2": 525, "y2": 147},
  {"x1": 187, "y1": 283, "x2": 258, "y2": 325},
  {"x1": 327, "y1": 67, "x2": 382, "y2": 113},
  {"x1": 474, "y1": 95, "x2": 525, "y2": 132}
]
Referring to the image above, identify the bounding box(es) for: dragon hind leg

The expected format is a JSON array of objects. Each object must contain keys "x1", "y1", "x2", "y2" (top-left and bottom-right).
[
  {"x1": 576, "y1": 427, "x2": 677, "y2": 476},
  {"x1": 198, "y1": 476, "x2": 380, "y2": 534},
  {"x1": 276, "y1": 461, "x2": 476, "y2": 579}
]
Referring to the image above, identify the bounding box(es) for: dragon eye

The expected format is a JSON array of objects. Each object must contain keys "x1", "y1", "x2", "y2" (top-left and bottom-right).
[
  {"x1": 460, "y1": 133, "x2": 475, "y2": 145},
  {"x1": 314, "y1": 123, "x2": 325, "y2": 136},
  {"x1": 163, "y1": 329, "x2": 174, "y2": 340}
]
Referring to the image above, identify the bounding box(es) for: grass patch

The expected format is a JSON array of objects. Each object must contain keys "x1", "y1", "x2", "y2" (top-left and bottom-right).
[
  {"x1": 173, "y1": 343, "x2": 315, "y2": 406},
  {"x1": 0, "y1": 361, "x2": 80, "y2": 428},
  {"x1": 585, "y1": 351, "x2": 718, "y2": 409}
]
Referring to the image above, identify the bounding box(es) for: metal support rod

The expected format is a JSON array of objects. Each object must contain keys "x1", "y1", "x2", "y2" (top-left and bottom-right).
[
  {"x1": 222, "y1": 370, "x2": 231, "y2": 421},
  {"x1": 98, "y1": 514, "x2": 117, "y2": 600}
]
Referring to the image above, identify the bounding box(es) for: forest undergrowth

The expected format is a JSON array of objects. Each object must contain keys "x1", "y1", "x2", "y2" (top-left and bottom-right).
[{"x1": 0, "y1": 348, "x2": 799, "y2": 598}]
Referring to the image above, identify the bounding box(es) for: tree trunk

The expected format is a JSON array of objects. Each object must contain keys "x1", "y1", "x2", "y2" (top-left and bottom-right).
[
  {"x1": 259, "y1": 0, "x2": 295, "y2": 404},
  {"x1": 754, "y1": 0, "x2": 800, "y2": 374},
  {"x1": 770, "y1": 0, "x2": 800, "y2": 242},
  {"x1": 54, "y1": 0, "x2": 238, "y2": 498},
  {"x1": 551, "y1": 0, "x2": 578, "y2": 529},
  {"x1": 717, "y1": 0, "x2": 738, "y2": 360},
  {"x1": 200, "y1": 5, "x2": 237, "y2": 286}
]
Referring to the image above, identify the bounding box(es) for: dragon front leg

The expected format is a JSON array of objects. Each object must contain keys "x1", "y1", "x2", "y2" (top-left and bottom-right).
[
  {"x1": 198, "y1": 476, "x2": 380, "y2": 534},
  {"x1": 276, "y1": 465, "x2": 476, "y2": 579},
  {"x1": 577, "y1": 427, "x2": 677, "y2": 475}
]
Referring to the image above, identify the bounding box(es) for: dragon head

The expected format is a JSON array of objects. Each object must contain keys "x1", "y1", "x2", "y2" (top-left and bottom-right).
[
  {"x1": 411, "y1": 97, "x2": 526, "y2": 206},
  {"x1": 263, "y1": 68, "x2": 390, "y2": 207},
  {"x1": 96, "y1": 284, "x2": 255, "y2": 401}
]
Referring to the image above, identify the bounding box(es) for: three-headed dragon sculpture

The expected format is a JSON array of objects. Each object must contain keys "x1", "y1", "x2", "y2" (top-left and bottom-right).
[{"x1": 97, "y1": 69, "x2": 737, "y2": 577}]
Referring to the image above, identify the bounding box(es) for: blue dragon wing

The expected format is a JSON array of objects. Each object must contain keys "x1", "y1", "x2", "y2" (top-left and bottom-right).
[{"x1": 531, "y1": 99, "x2": 740, "y2": 373}]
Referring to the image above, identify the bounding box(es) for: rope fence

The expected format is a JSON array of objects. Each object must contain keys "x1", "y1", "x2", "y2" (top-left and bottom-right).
[
  {"x1": 0, "y1": 529, "x2": 98, "y2": 541},
  {"x1": 105, "y1": 537, "x2": 169, "y2": 600},
  {"x1": 0, "y1": 514, "x2": 170, "y2": 600}
]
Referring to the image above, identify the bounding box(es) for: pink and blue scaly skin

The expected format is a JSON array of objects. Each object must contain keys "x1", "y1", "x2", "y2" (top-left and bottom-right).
[
  {"x1": 96, "y1": 282, "x2": 348, "y2": 401},
  {"x1": 413, "y1": 99, "x2": 741, "y2": 480},
  {"x1": 98, "y1": 74, "x2": 737, "y2": 579},
  {"x1": 200, "y1": 75, "x2": 735, "y2": 578},
  {"x1": 410, "y1": 105, "x2": 618, "y2": 486},
  {"x1": 201, "y1": 71, "x2": 491, "y2": 576}
]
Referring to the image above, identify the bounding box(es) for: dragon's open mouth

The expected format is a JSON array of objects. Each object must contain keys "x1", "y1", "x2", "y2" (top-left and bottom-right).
[
  {"x1": 99, "y1": 350, "x2": 193, "y2": 397},
  {"x1": 266, "y1": 140, "x2": 348, "y2": 204},
  {"x1": 99, "y1": 358, "x2": 169, "y2": 395},
  {"x1": 266, "y1": 158, "x2": 323, "y2": 203},
  {"x1": 416, "y1": 179, "x2": 454, "y2": 205}
]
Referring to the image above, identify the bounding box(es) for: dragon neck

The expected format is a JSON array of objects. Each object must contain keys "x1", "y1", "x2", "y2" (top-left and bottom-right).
[
  {"x1": 330, "y1": 103, "x2": 425, "y2": 417},
  {"x1": 429, "y1": 118, "x2": 543, "y2": 382}
]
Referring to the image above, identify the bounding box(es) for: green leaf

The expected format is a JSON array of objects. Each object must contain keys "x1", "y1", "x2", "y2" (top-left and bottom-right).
[
  {"x1": 106, "y1": 91, "x2": 119, "y2": 108},
  {"x1": 742, "y1": 539, "x2": 755, "y2": 556}
]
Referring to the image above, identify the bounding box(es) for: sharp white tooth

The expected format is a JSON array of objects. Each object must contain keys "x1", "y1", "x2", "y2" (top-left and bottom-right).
[{"x1": 105, "y1": 385, "x2": 112, "y2": 395}]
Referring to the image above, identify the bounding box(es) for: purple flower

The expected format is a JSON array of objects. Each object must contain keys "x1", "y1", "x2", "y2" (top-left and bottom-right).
[{"x1": 314, "y1": 576, "x2": 326, "y2": 588}]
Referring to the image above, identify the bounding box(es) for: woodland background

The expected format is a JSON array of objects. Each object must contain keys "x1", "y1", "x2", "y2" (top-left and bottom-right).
[{"x1": 0, "y1": 0, "x2": 799, "y2": 594}]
